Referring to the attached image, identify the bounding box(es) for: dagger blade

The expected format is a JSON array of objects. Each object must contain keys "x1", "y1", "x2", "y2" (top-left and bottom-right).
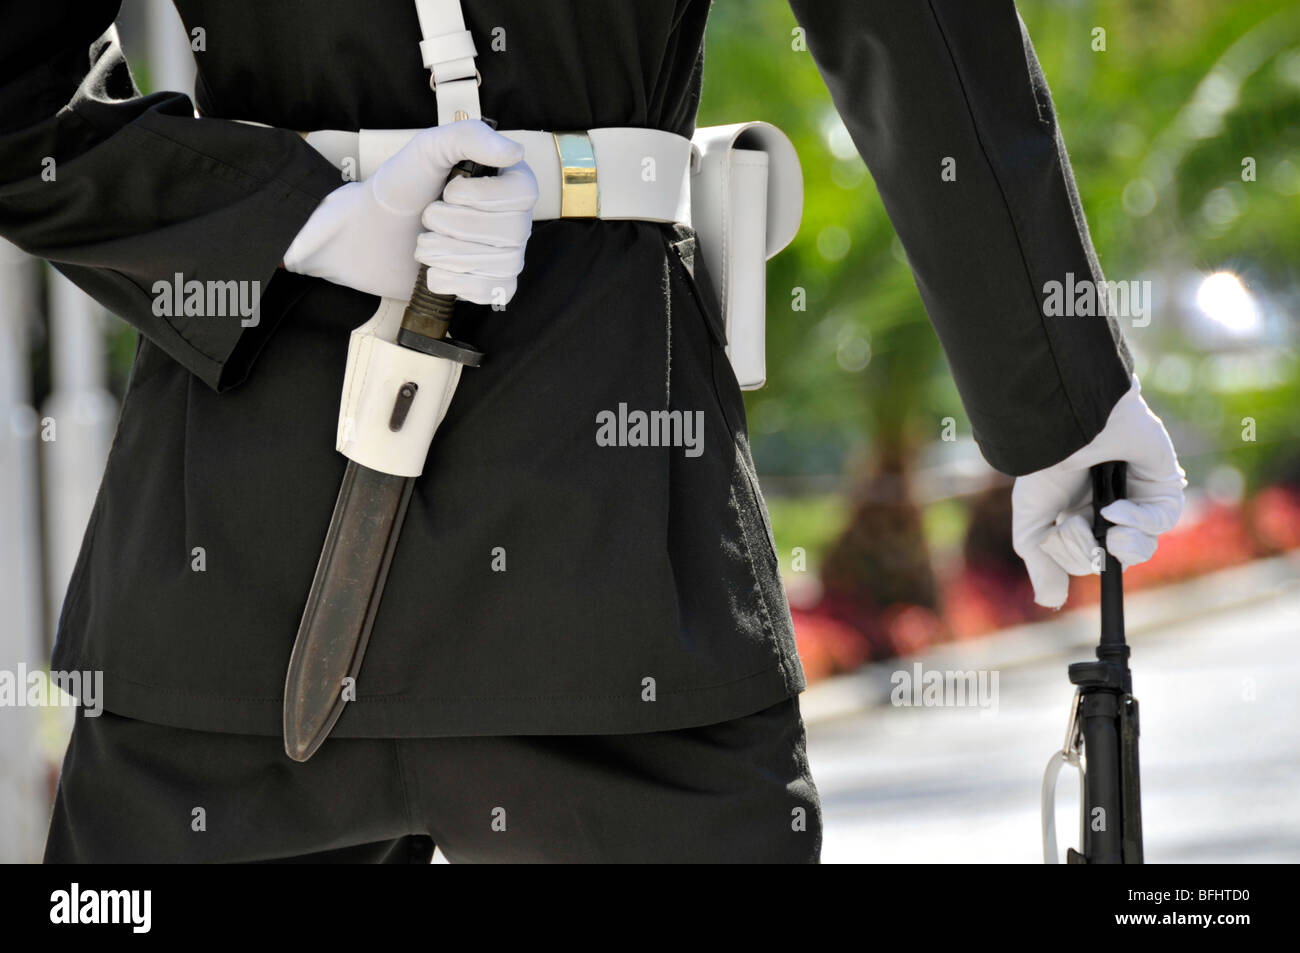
[
  {"x1": 282, "y1": 127, "x2": 499, "y2": 762},
  {"x1": 283, "y1": 461, "x2": 414, "y2": 761}
]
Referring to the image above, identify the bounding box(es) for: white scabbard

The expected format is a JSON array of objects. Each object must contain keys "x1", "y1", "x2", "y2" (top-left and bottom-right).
[{"x1": 336, "y1": 297, "x2": 464, "y2": 477}]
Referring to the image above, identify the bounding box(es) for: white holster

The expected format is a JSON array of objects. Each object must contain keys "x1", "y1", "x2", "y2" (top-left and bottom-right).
[{"x1": 689, "y1": 122, "x2": 803, "y2": 390}]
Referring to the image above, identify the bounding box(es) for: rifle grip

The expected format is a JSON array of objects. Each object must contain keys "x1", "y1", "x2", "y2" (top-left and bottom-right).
[
  {"x1": 1090, "y1": 461, "x2": 1128, "y2": 650},
  {"x1": 1091, "y1": 460, "x2": 1128, "y2": 544}
]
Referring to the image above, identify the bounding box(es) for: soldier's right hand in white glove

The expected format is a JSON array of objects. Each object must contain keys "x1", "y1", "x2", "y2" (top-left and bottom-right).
[
  {"x1": 1012, "y1": 377, "x2": 1187, "y2": 609},
  {"x1": 282, "y1": 119, "x2": 538, "y2": 305}
]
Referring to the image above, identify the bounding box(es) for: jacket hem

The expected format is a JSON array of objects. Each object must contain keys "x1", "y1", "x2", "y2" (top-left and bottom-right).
[{"x1": 51, "y1": 643, "x2": 803, "y2": 739}]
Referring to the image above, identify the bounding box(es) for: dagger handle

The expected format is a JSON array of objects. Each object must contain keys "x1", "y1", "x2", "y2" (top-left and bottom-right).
[
  {"x1": 400, "y1": 123, "x2": 500, "y2": 345},
  {"x1": 401, "y1": 263, "x2": 456, "y2": 341}
]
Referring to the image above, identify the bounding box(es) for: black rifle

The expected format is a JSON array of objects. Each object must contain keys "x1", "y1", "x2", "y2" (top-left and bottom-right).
[{"x1": 1043, "y1": 460, "x2": 1144, "y2": 864}]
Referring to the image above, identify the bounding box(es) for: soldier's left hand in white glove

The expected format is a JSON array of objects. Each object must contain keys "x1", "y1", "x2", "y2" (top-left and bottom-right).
[
  {"x1": 282, "y1": 120, "x2": 538, "y2": 304},
  {"x1": 1012, "y1": 377, "x2": 1186, "y2": 609}
]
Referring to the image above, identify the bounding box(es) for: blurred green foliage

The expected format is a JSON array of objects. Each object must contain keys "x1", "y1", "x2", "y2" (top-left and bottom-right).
[
  {"x1": 700, "y1": 0, "x2": 1300, "y2": 493},
  {"x1": 764, "y1": 493, "x2": 848, "y2": 576}
]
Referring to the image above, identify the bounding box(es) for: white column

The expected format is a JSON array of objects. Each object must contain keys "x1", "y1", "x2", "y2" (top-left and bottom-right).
[
  {"x1": 143, "y1": 0, "x2": 196, "y2": 97},
  {"x1": 0, "y1": 240, "x2": 49, "y2": 863},
  {"x1": 41, "y1": 270, "x2": 119, "y2": 642}
]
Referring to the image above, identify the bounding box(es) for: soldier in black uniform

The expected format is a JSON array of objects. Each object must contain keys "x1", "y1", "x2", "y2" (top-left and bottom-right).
[{"x1": 0, "y1": 1, "x2": 1182, "y2": 863}]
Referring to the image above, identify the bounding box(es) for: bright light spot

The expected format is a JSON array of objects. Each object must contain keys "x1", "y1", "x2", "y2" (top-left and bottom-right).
[
  {"x1": 822, "y1": 115, "x2": 859, "y2": 160},
  {"x1": 1273, "y1": 158, "x2": 1300, "y2": 196},
  {"x1": 1200, "y1": 187, "x2": 1240, "y2": 227},
  {"x1": 817, "y1": 225, "x2": 851, "y2": 262},
  {"x1": 1122, "y1": 178, "x2": 1156, "y2": 216},
  {"x1": 1196, "y1": 272, "x2": 1259, "y2": 334},
  {"x1": 836, "y1": 328, "x2": 871, "y2": 372}
]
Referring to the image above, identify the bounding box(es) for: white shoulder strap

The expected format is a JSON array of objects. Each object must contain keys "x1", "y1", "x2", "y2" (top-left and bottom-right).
[{"x1": 414, "y1": 0, "x2": 482, "y2": 124}]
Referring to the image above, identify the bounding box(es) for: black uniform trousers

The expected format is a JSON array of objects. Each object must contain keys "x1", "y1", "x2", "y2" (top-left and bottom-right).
[{"x1": 43, "y1": 698, "x2": 820, "y2": 864}]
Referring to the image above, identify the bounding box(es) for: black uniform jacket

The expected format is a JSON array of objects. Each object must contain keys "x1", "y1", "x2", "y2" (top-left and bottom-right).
[{"x1": 0, "y1": 1, "x2": 1131, "y2": 737}]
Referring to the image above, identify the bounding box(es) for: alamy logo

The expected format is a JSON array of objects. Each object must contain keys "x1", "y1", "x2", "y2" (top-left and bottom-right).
[
  {"x1": 890, "y1": 662, "x2": 999, "y2": 714},
  {"x1": 50, "y1": 883, "x2": 151, "y2": 933},
  {"x1": 151, "y1": 273, "x2": 261, "y2": 327},
  {"x1": 0, "y1": 665, "x2": 102, "y2": 716},
  {"x1": 1042, "y1": 272, "x2": 1151, "y2": 327},
  {"x1": 595, "y1": 403, "x2": 705, "y2": 458}
]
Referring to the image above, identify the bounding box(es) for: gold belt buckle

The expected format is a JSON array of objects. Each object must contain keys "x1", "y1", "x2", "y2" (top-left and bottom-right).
[{"x1": 553, "y1": 132, "x2": 599, "y2": 218}]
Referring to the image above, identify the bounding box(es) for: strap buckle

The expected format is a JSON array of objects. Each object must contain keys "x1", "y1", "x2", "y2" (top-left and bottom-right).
[{"x1": 429, "y1": 68, "x2": 482, "y2": 94}]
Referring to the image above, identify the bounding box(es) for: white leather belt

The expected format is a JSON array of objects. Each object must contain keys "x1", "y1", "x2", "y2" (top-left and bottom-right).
[
  {"x1": 216, "y1": 111, "x2": 803, "y2": 394},
  {"x1": 302, "y1": 127, "x2": 695, "y2": 226}
]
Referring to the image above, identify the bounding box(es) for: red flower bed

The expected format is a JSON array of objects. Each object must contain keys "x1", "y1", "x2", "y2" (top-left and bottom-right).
[
  {"x1": 789, "y1": 484, "x2": 1300, "y2": 683},
  {"x1": 1251, "y1": 485, "x2": 1300, "y2": 552},
  {"x1": 1071, "y1": 501, "x2": 1260, "y2": 604},
  {"x1": 789, "y1": 601, "x2": 945, "y2": 681},
  {"x1": 788, "y1": 607, "x2": 870, "y2": 682},
  {"x1": 943, "y1": 565, "x2": 1052, "y2": 640}
]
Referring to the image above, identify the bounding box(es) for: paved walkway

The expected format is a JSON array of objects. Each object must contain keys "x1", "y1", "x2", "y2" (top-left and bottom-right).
[{"x1": 806, "y1": 574, "x2": 1300, "y2": 863}]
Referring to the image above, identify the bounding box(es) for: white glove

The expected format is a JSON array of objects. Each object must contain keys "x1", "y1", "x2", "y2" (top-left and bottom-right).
[
  {"x1": 283, "y1": 120, "x2": 538, "y2": 305},
  {"x1": 1012, "y1": 377, "x2": 1187, "y2": 609}
]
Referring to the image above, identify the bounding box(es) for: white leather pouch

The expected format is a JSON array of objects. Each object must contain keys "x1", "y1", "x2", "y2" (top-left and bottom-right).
[
  {"x1": 337, "y1": 296, "x2": 464, "y2": 477},
  {"x1": 689, "y1": 122, "x2": 803, "y2": 390}
]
